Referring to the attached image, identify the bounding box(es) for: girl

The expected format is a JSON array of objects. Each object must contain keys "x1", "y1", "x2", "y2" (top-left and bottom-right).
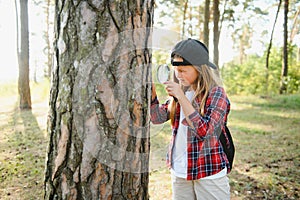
[{"x1": 151, "y1": 38, "x2": 231, "y2": 200}]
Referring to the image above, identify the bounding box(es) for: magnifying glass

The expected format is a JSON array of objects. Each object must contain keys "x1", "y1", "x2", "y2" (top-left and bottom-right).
[
  {"x1": 156, "y1": 64, "x2": 170, "y2": 84},
  {"x1": 156, "y1": 64, "x2": 178, "y2": 102}
]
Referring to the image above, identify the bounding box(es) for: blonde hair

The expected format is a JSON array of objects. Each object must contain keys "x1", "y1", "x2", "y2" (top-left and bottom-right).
[{"x1": 169, "y1": 63, "x2": 222, "y2": 126}]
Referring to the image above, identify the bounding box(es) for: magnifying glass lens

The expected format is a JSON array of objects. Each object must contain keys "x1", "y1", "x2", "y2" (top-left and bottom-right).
[{"x1": 157, "y1": 65, "x2": 170, "y2": 83}]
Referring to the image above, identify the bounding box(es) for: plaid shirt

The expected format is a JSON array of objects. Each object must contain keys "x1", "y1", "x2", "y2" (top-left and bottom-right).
[{"x1": 151, "y1": 86, "x2": 231, "y2": 180}]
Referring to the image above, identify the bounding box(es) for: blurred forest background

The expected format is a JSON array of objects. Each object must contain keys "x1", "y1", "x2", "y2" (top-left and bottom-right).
[
  {"x1": 0, "y1": 0, "x2": 299, "y2": 199},
  {"x1": 1, "y1": 0, "x2": 299, "y2": 96},
  {"x1": 153, "y1": 0, "x2": 300, "y2": 95}
]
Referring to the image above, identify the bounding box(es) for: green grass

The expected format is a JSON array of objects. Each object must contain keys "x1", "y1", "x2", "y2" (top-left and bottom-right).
[
  {"x1": 0, "y1": 109, "x2": 47, "y2": 199},
  {"x1": 0, "y1": 80, "x2": 49, "y2": 199},
  {"x1": 0, "y1": 81, "x2": 299, "y2": 199},
  {"x1": 227, "y1": 95, "x2": 300, "y2": 199}
]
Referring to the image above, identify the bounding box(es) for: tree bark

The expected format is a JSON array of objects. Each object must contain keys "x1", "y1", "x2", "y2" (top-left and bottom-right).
[
  {"x1": 203, "y1": 0, "x2": 210, "y2": 47},
  {"x1": 213, "y1": 0, "x2": 220, "y2": 68},
  {"x1": 266, "y1": 0, "x2": 282, "y2": 95},
  {"x1": 44, "y1": 0, "x2": 154, "y2": 199},
  {"x1": 15, "y1": 0, "x2": 32, "y2": 110},
  {"x1": 45, "y1": 0, "x2": 52, "y2": 78},
  {"x1": 280, "y1": 0, "x2": 289, "y2": 94},
  {"x1": 182, "y1": 0, "x2": 188, "y2": 38}
]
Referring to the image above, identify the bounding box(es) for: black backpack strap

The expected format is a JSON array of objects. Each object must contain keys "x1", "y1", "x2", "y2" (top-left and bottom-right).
[{"x1": 219, "y1": 125, "x2": 235, "y2": 170}]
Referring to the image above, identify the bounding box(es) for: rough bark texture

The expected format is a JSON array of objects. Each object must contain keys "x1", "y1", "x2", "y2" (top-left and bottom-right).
[
  {"x1": 44, "y1": 0, "x2": 154, "y2": 199},
  {"x1": 16, "y1": 0, "x2": 32, "y2": 109}
]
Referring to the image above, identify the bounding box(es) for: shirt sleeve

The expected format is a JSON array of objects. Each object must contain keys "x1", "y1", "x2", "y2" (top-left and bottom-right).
[
  {"x1": 150, "y1": 96, "x2": 170, "y2": 124},
  {"x1": 182, "y1": 87, "x2": 229, "y2": 139}
]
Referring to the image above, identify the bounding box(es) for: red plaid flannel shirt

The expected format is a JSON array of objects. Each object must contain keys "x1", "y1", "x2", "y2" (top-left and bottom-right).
[{"x1": 150, "y1": 86, "x2": 231, "y2": 180}]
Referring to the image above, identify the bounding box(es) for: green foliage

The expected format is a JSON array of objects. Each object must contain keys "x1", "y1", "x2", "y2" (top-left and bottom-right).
[
  {"x1": 222, "y1": 54, "x2": 265, "y2": 94},
  {"x1": 222, "y1": 45, "x2": 300, "y2": 95},
  {"x1": 286, "y1": 45, "x2": 300, "y2": 93},
  {"x1": 152, "y1": 49, "x2": 170, "y2": 100}
]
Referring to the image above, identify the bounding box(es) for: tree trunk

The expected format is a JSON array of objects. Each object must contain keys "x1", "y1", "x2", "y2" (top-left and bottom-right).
[
  {"x1": 45, "y1": 0, "x2": 52, "y2": 78},
  {"x1": 15, "y1": 0, "x2": 31, "y2": 109},
  {"x1": 203, "y1": 0, "x2": 210, "y2": 47},
  {"x1": 182, "y1": 0, "x2": 188, "y2": 38},
  {"x1": 239, "y1": 25, "x2": 251, "y2": 65},
  {"x1": 266, "y1": 0, "x2": 282, "y2": 95},
  {"x1": 280, "y1": 0, "x2": 289, "y2": 94},
  {"x1": 213, "y1": 0, "x2": 220, "y2": 68},
  {"x1": 44, "y1": 1, "x2": 154, "y2": 199},
  {"x1": 188, "y1": 3, "x2": 193, "y2": 36},
  {"x1": 289, "y1": 6, "x2": 299, "y2": 43}
]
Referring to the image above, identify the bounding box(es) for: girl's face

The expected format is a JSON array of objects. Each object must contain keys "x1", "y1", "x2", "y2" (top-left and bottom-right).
[{"x1": 173, "y1": 57, "x2": 199, "y2": 87}]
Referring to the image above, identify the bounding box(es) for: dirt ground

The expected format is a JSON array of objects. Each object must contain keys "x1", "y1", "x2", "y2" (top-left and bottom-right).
[{"x1": 0, "y1": 89, "x2": 299, "y2": 199}]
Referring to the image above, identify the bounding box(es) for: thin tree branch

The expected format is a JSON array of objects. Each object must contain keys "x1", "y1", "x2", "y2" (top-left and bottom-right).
[{"x1": 266, "y1": 0, "x2": 282, "y2": 70}]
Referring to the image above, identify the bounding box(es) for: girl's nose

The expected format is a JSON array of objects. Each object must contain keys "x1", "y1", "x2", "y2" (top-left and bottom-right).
[{"x1": 175, "y1": 71, "x2": 182, "y2": 79}]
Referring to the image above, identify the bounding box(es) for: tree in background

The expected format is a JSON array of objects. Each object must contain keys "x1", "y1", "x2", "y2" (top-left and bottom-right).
[
  {"x1": 44, "y1": 0, "x2": 54, "y2": 78},
  {"x1": 265, "y1": 0, "x2": 282, "y2": 95},
  {"x1": 289, "y1": 6, "x2": 300, "y2": 61},
  {"x1": 203, "y1": 0, "x2": 210, "y2": 47},
  {"x1": 182, "y1": 0, "x2": 188, "y2": 38},
  {"x1": 280, "y1": 0, "x2": 289, "y2": 94},
  {"x1": 152, "y1": 0, "x2": 300, "y2": 95},
  {"x1": 44, "y1": 0, "x2": 154, "y2": 199},
  {"x1": 156, "y1": 0, "x2": 209, "y2": 40},
  {"x1": 15, "y1": 0, "x2": 31, "y2": 110},
  {"x1": 221, "y1": 1, "x2": 300, "y2": 95},
  {"x1": 213, "y1": 0, "x2": 220, "y2": 67},
  {"x1": 229, "y1": 0, "x2": 268, "y2": 65}
]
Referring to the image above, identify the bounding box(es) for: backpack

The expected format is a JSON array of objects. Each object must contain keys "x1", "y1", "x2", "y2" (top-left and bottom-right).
[{"x1": 219, "y1": 125, "x2": 235, "y2": 170}]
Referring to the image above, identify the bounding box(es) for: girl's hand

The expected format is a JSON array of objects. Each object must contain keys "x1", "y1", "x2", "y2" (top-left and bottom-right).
[
  {"x1": 164, "y1": 81, "x2": 184, "y2": 100},
  {"x1": 165, "y1": 81, "x2": 195, "y2": 124}
]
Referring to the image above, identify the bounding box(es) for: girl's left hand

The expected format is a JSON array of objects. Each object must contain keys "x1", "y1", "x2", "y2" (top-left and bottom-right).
[{"x1": 164, "y1": 81, "x2": 184, "y2": 100}]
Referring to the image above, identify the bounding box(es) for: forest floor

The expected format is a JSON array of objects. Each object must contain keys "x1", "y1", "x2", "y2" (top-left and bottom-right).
[{"x1": 0, "y1": 81, "x2": 299, "y2": 200}]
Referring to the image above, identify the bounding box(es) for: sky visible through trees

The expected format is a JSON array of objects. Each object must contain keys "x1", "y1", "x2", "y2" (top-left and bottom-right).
[
  {"x1": 0, "y1": 0, "x2": 299, "y2": 82},
  {"x1": 0, "y1": 0, "x2": 48, "y2": 82},
  {"x1": 154, "y1": 0, "x2": 298, "y2": 65}
]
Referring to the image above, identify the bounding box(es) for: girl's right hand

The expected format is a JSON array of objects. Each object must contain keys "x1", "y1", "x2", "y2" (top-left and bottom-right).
[{"x1": 164, "y1": 81, "x2": 184, "y2": 100}]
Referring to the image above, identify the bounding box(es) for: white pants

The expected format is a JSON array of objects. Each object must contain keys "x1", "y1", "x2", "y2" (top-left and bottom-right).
[{"x1": 171, "y1": 174, "x2": 230, "y2": 200}]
